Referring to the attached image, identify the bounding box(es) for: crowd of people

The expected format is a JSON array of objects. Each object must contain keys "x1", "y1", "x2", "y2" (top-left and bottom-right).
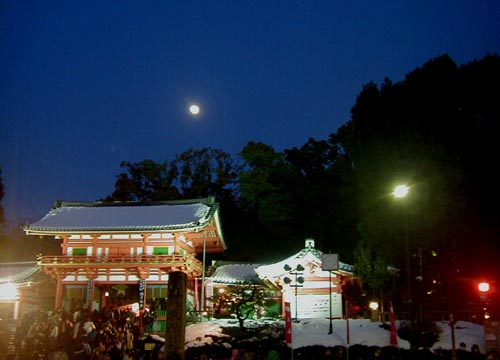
[
  {"x1": 6, "y1": 305, "x2": 499, "y2": 360},
  {"x1": 10, "y1": 305, "x2": 162, "y2": 360}
]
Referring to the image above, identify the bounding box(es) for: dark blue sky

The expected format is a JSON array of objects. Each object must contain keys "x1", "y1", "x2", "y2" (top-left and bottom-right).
[{"x1": 1, "y1": 1, "x2": 499, "y2": 222}]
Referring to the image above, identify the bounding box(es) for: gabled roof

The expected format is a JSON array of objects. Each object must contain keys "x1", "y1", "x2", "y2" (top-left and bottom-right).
[
  {"x1": 24, "y1": 197, "x2": 223, "y2": 235},
  {"x1": 255, "y1": 240, "x2": 354, "y2": 280},
  {"x1": 209, "y1": 264, "x2": 262, "y2": 284}
]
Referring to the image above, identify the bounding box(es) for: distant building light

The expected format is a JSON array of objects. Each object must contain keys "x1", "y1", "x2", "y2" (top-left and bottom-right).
[
  {"x1": 0, "y1": 283, "x2": 20, "y2": 301},
  {"x1": 478, "y1": 282, "x2": 490, "y2": 292}
]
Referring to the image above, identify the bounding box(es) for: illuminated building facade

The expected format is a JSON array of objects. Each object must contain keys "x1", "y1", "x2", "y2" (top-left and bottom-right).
[
  {"x1": 0, "y1": 263, "x2": 52, "y2": 319},
  {"x1": 207, "y1": 239, "x2": 354, "y2": 320}
]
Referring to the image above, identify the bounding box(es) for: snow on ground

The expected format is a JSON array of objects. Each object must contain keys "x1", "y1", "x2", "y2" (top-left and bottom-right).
[
  {"x1": 290, "y1": 318, "x2": 410, "y2": 349},
  {"x1": 431, "y1": 321, "x2": 486, "y2": 353},
  {"x1": 185, "y1": 318, "x2": 486, "y2": 352},
  {"x1": 185, "y1": 321, "x2": 231, "y2": 347}
]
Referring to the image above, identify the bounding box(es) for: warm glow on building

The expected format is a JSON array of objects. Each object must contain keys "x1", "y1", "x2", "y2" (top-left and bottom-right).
[{"x1": 0, "y1": 283, "x2": 20, "y2": 301}]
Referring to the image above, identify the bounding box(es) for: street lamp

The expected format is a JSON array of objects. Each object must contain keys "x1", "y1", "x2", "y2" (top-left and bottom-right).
[
  {"x1": 369, "y1": 301, "x2": 380, "y2": 322},
  {"x1": 478, "y1": 281, "x2": 490, "y2": 320},
  {"x1": 478, "y1": 282, "x2": 490, "y2": 293},
  {"x1": 393, "y1": 184, "x2": 409, "y2": 198},
  {"x1": 284, "y1": 264, "x2": 305, "y2": 321},
  {"x1": 393, "y1": 183, "x2": 418, "y2": 350},
  {"x1": 393, "y1": 184, "x2": 411, "y2": 308}
]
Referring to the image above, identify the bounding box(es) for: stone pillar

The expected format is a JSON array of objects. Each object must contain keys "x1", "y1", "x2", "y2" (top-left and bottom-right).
[{"x1": 165, "y1": 271, "x2": 187, "y2": 360}]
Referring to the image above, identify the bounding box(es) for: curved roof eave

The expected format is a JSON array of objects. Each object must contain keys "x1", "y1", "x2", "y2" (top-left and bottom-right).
[
  {"x1": 24, "y1": 199, "x2": 222, "y2": 236},
  {"x1": 25, "y1": 223, "x2": 206, "y2": 235}
]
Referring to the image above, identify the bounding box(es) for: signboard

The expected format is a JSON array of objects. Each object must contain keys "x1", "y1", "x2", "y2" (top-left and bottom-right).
[
  {"x1": 321, "y1": 254, "x2": 339, "y2": 271},
  {"x1": 139, "y1": 279, "x2": 145, "y2": 309},
  {"x1": 285, "y1": 293, "x2": 343, "y2": 319}
]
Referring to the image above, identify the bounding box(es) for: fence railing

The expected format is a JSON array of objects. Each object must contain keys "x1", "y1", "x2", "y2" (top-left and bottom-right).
[{"x1": 38, "y1": 254, "x2": 203, "y2": 274}]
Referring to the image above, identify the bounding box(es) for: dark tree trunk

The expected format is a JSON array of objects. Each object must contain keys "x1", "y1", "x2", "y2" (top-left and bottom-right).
[{"x1": 165, "y1": 271, "x2": 187, "y2": 360}]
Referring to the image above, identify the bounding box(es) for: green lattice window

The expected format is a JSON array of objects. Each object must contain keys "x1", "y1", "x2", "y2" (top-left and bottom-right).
[
  {"x1": 73, "y1": 248, "x2": 87, "y2": 256},
  {"x1": 153, "y1": 247, "x2": 168, "y2": 255}
]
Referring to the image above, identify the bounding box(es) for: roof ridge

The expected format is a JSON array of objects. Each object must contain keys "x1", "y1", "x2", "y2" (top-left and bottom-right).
[{"x1": 53, "y1": 197, "x2": 218, "y2": 209}]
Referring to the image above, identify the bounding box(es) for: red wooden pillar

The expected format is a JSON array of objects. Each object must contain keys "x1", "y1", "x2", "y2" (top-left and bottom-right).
[{"x1": 54, "y1": 272, "x2": 64, "y2": 309}]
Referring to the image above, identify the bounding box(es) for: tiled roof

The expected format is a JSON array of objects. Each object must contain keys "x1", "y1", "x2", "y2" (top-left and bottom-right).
[
  {"x1": 210, "y1": 264, "x2": 261, "y2": 284},
  {"x1": 294, "y1": 245, "x2": 354, "y2": 273},
  {"x1": 0, "y1": 264, "x2": 40, "y2": 284},
  {"x1": 255, "y1": 241, "x2": 354, "y2": 279},
  {"x1": 24, "y1": 198, "x2": 221, "y2": 233}
]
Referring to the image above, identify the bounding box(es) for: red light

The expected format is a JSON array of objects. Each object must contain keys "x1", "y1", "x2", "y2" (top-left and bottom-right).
[{"x1": 478, "y1": 282, "x2": 490, "y2": 292}]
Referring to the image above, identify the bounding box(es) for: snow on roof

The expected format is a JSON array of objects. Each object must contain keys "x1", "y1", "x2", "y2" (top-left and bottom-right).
[
  {"x1": 210, "y1": 264, "x2": 261, "y2": 284},
  {"x1": 0, "y1": 265, "x2": 39, "y2": 284},
  {"x1": 255, "y1": 241, "x2": 354, "y2": 280},
  {"x1": 24, "y1": 199, "x2": 220, "y2": 233}
]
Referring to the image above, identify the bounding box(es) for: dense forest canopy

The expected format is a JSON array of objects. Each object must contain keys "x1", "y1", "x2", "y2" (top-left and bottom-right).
[
  {"x1": 347, "y1": 54, "x2": 500, "y2": 305},
  {"x1": 2, "y1": 54, "x2": 499, "y2": 305}
]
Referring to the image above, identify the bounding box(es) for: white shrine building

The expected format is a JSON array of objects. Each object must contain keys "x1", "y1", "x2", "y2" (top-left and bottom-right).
[{"x1": 207, "y1": 239, "x2": 354, "y2": 320}]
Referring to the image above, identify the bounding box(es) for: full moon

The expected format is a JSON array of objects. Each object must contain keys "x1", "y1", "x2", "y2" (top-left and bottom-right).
[{"x1": 189, "y1": 104, "x2": 200, "y2": 115}]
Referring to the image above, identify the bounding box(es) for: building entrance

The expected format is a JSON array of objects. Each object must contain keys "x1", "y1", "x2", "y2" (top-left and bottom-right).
[{"x1": 100, "y1": 284, "x2": 140, "y2": 310}]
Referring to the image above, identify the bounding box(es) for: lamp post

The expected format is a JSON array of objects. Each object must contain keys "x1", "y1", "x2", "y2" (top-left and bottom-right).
[
  {"x1": 393, "y1": 185, "x2": 411, "y2": 310},
  {"x1": 393, "y1": 184, "x2": 419, "y2": 350},
  {"x1": 321, "y1": 253, "x2": 339, "y2": 334},
  {"x1": 200, "y1": 231, "x2": 207, "y2": 322},
  {"x1": 284, "y1": 264, "x2": 305, "y2": 321},
  {"x1": 369, "y1": 301, "x2": 380, "y2": 322},
  {"x1": 478, "y1": 281, "x2": 490, "y2": 320}
]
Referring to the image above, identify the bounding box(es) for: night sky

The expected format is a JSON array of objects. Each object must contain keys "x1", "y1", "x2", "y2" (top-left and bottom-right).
[{"x1": 1, "y1": 1, "x2": 499, "y2": 222}]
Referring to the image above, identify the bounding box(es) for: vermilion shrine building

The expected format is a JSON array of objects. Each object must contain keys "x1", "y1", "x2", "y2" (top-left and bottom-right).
[{"x1": 24, "y1": 197, "x2": 225, "y2": 313}]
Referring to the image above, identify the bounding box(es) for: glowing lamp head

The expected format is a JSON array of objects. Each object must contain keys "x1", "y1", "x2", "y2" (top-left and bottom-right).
[
  {"x1": 393, "y1": 185, "x2": 409, "y2": 198},
  {"x1": 478, "y1": 282, "x2": 490, "y2": 292},
  {"x1": 369, "y1": 301, "x2": 379, "y2": 311}
]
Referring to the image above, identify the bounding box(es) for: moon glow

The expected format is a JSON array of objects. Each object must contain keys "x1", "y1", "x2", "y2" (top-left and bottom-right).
[{"x1": 189, "y1": 104, "x2": 200, "y2": 115}]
